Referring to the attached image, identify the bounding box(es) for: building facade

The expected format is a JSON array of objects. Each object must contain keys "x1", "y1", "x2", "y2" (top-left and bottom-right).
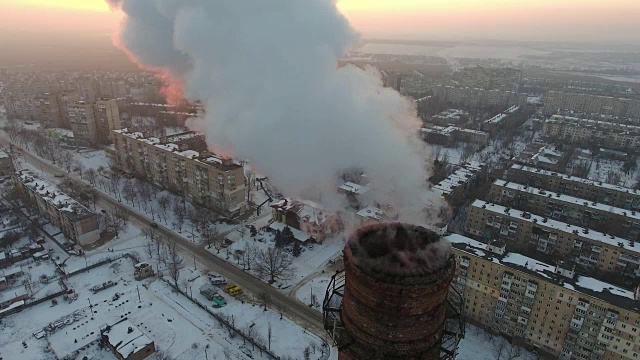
[
  {"x1": 543, "y1": 115, "x2": 640, "y2": 151},
  {"x1": 12, "y1": 170, "x2": 100, "y2": 246},
  {"x1": 448, "y1": 233, "x2": 640, "y2": 360},
  {"x1": 507, "y1": 164, "x2": 640, "y2": 211},
  {"x1": 69, "y1": 99, "x2": 121, "y2": 145},
  {"x1": 543, "y1": 91, "x2": 640, "y2": 119},
  {"x1": 488, "y1": 180, "x2": 640, "y2": 242},
  {"x1": 465, "y1": 200, "x2": 640, "y2": 279},
  {"x1": 111, "y1": 129, "x2": 246, "y2": 215}
]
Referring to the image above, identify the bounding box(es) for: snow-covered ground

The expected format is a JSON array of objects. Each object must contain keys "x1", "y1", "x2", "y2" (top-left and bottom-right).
[
  {"x1": 207, "y1": 228, "x2": 343, "y2": 290},
  {"x1": 295, "y1": 275, "x2": 333, "y2": 310},
  {"x1": 0, "y1": 217, "x2": 334, "y2": 360},
  {"x1": 457, "y1": 324, "x2": 537, "y2": 360}
]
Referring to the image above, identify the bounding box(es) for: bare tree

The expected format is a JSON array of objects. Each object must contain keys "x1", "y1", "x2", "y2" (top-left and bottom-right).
[
  {"x1": 157, "y1": 195, "x2": 171, "y2": 224},
  {"x1": 145, "y1": 237, "x2": 155, "y2": 259},
  {"x1": 258, "y1": 292, "x2": 270, "y2": 311},
  {"x1": 167, "y1": 241, "x2": 184, "y2": 289},
  {"x1": 122, "y1": 179, "x2": 138, "y2": 207},
  {"x1": 172, "y1": 201, "x2": 186, "y2": 232},
  {"x1": 255, "y1": 248, "x2": 293, "y2": 283},
  {"x1": 303, "y1": 346, "x2": 311, "y2": 360},
  {"x1": 86, "y1": 168, "x2": 98, "y2": 186},
  {"x1": 109, "y1": 172, "x2": 123, "y2": 200},
  {"x1": 74, "y1": 160, "x2": 85, "y2": 179},
  {"x1": 59, "y1": 150, "x2": 75, "y2": 173},
  {"x1": 243, "y1": 243, "x2": 258, "y2": 270},
  {"x1": 267, "y1": 322, "x2": 272, "y2": 350}
]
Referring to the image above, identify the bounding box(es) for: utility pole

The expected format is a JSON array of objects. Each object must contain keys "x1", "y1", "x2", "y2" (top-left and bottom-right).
[
  {"x1": 136, "y1": 285, "x2": 141, "y2": 303},
  {"x1": 193, "y1": 253, "x2": 196, "y2": 270}
]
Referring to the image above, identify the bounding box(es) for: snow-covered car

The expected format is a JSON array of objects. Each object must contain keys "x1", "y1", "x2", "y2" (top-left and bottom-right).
[{"x1": 208, "y1": 272, "x2": 227, "y2": 285}]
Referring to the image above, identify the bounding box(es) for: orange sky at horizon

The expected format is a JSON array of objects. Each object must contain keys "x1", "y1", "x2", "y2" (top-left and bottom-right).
[{"x1": 1, "y1": 0, "x2": 639, "y2": 43}]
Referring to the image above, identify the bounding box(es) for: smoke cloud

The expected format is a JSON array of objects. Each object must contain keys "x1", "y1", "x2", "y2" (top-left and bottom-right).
[{"x1": 107, "y1": 0, "x2": 446, "y2": 225}]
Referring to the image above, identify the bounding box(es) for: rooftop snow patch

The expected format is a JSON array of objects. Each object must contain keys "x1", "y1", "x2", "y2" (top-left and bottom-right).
[{"x1": 346, "y1": 223, "x2": 452, "y2": 278}]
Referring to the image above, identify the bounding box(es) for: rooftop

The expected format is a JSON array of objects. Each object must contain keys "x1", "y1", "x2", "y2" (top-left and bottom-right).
[
  {"x1": 14, "y1": 170, "x2": 95, "y2": 221},
  {"x1": 470, "y1": 200, "x2": 640, "y2": 255},
  {"x1": 447, "y1": 233, "x2": 639, "y2": 312},
  {"x1": 113, "y1": 129, "x2": 241, "y2": 171},
  {"x1": 102, "y1": 320, "x2": 153, "y2": 359},
  {"x1": 546, "y1": 115, "x2": 640, "y2": 133},
  {"x1": 338, "y1": 182, "x2": 371, "y2": 195},
  {"x1": 510, "y1": 164, "x2": 640, "y2": 196},
  {"x1": 492, "y1": 179, "x2": 640, "y2": 222}
]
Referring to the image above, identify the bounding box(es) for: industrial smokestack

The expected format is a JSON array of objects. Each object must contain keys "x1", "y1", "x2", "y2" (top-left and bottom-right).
[
  {"x1": 106, "y1": 0, "x2": 446, "y2": 225},
  {"x1": 324, "y1": 223, "x2": 462, "y2": 360}
]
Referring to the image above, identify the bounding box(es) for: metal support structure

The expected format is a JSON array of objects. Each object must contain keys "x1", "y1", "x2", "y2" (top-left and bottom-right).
[{"x1": 322, "y1": 270, "x2": 465, "y2": 360}]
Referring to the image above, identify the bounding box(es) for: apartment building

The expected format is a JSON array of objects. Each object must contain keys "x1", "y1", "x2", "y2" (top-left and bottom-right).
[
  {"x1": 433, "y1": 161, "x2": 486, "y2": 203},
  {"x1": 543, "y1": 115, "x2": 640, "y2": 151},
  {"x1": 465, "y1": 200, "x2": 640, "y2": 279},
  {"x1": 448, "y1": 233, "x2": 640, "y2": 360},
  {"x1": 33, "y1": 92, "x2": 64, "y2": 128},
  {"x1": 12, "y1": 170, "x2": 100, "y2": 246},
  {"x1": 430, "y1": 109, "x2": 469, "y2": 126},
  {"x1": 489, "y1": 179, "x2": 640, "y2": 241},
  {"x1": 543, "y1": 91, "x2": 640, "y2": 118},
  {"x1": 69, "y1": 99, "x2": 121, "y2": 145},
  {"x1": 507, "y1": 164, "x2": 640, "y2": 211},
  {"x1": 422, "y1": 125, "x2": 490, "y2": 146},
  {"x1": 111, "y1": 129, "x2": 246, "y2": 215},
  {"x1": 481, "y1": 105, "x2": 521, "y2": 135},
  {"x1": 432, "y1": 85, "x2": 527, "y2": 109}
]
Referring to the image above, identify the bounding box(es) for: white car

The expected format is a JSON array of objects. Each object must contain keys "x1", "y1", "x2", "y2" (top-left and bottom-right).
[{"x1": 208, "y1": 272, "x2": 227, "y2": 285}]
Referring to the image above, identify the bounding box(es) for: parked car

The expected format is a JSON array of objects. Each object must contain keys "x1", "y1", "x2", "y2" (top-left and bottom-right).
[
  {"x1": 224, "y1": 284, "x2": 243, "y2": 296},
  {"x1": 150, "y1": 222, "x2": 159, "y2": 229},
  {"x1": 54, "y1": 173, "x2": 65, "y2": 178},
  {"x1": 208, "y1": 272, "x2": 227, "y2": 285}
]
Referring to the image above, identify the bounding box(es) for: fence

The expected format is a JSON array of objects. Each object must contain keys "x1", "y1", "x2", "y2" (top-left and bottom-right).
[{"x1": 160, "y1": 278, "x2": 280, "y2": 360}]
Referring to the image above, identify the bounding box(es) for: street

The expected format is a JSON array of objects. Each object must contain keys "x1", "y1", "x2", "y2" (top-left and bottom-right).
[{"x1": 0, "y1": 137, "x2": 327, "y2": 337}]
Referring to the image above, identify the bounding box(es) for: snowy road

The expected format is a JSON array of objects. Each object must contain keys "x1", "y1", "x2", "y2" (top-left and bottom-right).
[{"x1": 0, "y1": 137, "x2": 327, "y2": 338}]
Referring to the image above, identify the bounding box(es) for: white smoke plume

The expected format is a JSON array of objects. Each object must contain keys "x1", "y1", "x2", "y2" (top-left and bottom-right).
[{"x1": 107, "y1": 0, "x2": 447, "y2": 225}]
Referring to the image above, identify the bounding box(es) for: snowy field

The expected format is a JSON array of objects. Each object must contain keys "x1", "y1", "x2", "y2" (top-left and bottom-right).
[{"x1": 457, "y1": 325, "x2": 538, "y2": 360}]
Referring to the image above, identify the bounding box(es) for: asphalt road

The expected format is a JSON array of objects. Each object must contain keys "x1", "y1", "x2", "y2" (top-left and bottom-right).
[{"x1": 0, "y1": 138, "x2": 327, "y2": 338}]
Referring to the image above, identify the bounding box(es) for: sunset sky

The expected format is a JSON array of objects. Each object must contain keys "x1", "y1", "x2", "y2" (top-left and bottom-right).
[{"x1": 1, "y1": 0, "x2": 639, "y2": 43}]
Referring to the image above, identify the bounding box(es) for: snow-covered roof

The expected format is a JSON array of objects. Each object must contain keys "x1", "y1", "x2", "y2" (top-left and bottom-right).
[
  {"x1": 338, "y1": 182, "x2": 370, "y2": 195},
  {"x1": 510, "y1": 164, "x2": 640, "y2": 195},
  {"x1": 0, "y1": 285, "x2": 28, "y2": 303},
  {"x1": 470, "y1": 200, "x2": 640, "y2": 255},
  {"x1": 271, "y1": 198, "x2": 335, "y2": 226},
  {"x1": 547, "y1": 115, "x2": 640, "y2": 133},
  {"x1": 492, "y1": 180, "x2": 640, "y2": 222},
  {"x1": 14, "y1": 170, "x2": 94, "y2": 221},
  {"x1": 356, "y1": 206, "x2": 383, "y2": 220},
  {"x1": 103, "y1": 320, "x2": 153, "y2": 358},
  {"x1": 447, "y1": 233, "x2": 639, "y2": 311},
  {"x1": 433, "y1": 162, "x2": 485, "y2": 196},
  {"x1": 0, "y1": 151, "x2": 8, "y2": 159}
]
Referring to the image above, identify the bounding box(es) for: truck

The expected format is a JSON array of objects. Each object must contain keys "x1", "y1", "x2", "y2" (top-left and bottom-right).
[
  {"x1": 199, "y1": 283, "x2": 217, "y2": 301},
  {"x1": 212, "y1": 293, "x2": 226, "y2": 308},
  {"x1": 224, "y1": 283, "x2": 243, "y2": 296}
]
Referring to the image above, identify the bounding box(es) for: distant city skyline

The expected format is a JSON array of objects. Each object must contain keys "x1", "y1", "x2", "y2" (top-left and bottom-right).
[{"x1": 1, "y1": 0, "x2": 639, "y2": 44}]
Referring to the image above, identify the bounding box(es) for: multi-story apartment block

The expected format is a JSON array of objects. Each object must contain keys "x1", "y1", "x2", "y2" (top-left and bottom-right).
[
  {"x1": 448, "y1": 233, "x2": 640, "y2": 359},
  {"x1": 489, "y1": 180, "x2": 640, "y2": 241},
  {"x1": 33, "y1": 92, "x2": 64, "y2": 128},
  {"x1": 69, "y1": 99, "x2": 121, "y2": 145},
  {"x1": 12, "y1": 170, "x2": 100, "y2": 246},
  {"x1": 432, "y1": 85, "x2": 527, "y2": 109},
  {"x1": 507, "y1": 164, "x2": 640, "y2": 211},
  {"x1": 433, "y1": 161, "x2": 486, "y2": 203},
  {"x1": 421, "y1": 126, "x2": 490, "y2": 145},
  {"x1": 465, "y1": 200, "x2": 640, "y2": 279},
  {"x1": 111, "y1": 129, "x2": 246, "y2": 215},
  {"x1": 543, "y1": 91, "x2": 640, "y2": 118},
  {"x1": 481, "y1": 105, "x2": 521, "y2": 135},
  {"x1": 543, "y1": 115, "x2": 640, "y2": 151}
]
